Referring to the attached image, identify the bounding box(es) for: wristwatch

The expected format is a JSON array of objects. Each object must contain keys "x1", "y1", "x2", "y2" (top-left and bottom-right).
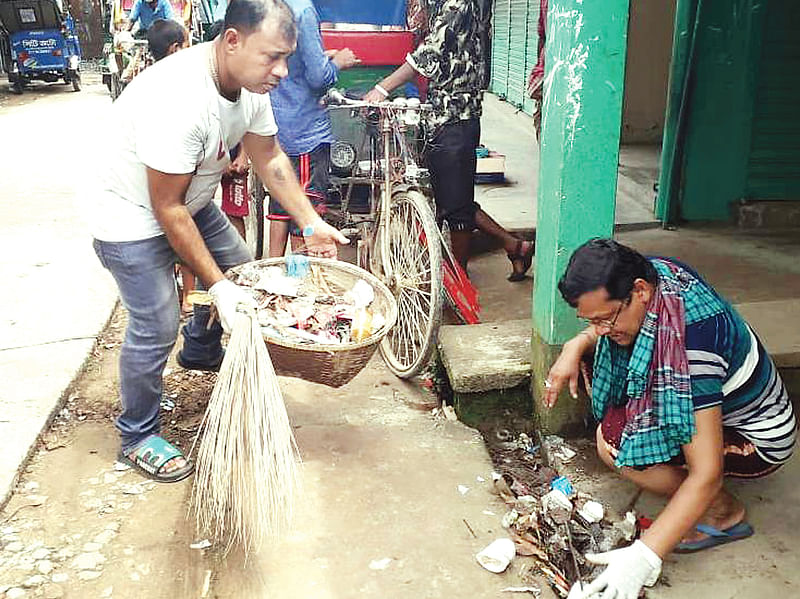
[{"x1": 302, "y1": 223, "x2": 315, "y2": 237}]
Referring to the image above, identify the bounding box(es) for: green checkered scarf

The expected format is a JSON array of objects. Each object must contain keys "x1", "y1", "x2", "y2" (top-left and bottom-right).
[{"x1": 592, "y1": 259, "x2": 728, "y2": 467}]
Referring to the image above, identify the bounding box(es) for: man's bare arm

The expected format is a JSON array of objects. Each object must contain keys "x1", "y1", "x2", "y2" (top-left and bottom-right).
[
  {"x1": 147, "y1": 168, "x2": 225, "y2": 287},
  {"x1": 242, "y1": 133, "x2": 319, "y2": 229}
]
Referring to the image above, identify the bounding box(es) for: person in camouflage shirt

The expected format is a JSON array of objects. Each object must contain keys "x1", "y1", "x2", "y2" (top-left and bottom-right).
[{"x1": 364, "y1": 0, "x2": 534, "y2": 280}]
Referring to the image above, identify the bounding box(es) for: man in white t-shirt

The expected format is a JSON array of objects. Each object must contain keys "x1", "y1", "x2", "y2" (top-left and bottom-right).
[{"x1": 91, "y1": 0, "x2": 347, "y2": 483}]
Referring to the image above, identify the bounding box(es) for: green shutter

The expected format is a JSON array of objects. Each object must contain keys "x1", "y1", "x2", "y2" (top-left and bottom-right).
[
  {"x1": 506, "y1": 0, "x2": 530, "y2": 107},
  {"x1": 491, "y1": 0, "x2": 511, "y2": 97},
  {"x1": 746, "y1": 0, "x2": 800, "y2": 200},
  {"x1": 522, "y1": 0, "x2": 541, "y2": 115}
]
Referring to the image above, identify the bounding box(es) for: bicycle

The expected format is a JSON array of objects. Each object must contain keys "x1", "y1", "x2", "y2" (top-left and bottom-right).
[{"x1": 244, "y1": 91, "x2": 479, "y2": 378}]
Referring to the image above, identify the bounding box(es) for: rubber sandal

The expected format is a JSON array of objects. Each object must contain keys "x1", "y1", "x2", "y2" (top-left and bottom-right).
[
  {"x1": 673, "y1": 521, "x2": 754, "y2": 554},
  {"x1": 506, "y1": 239, "x2": 534, "y2": 282},
  {"x1": 176, "y1": 351, "x2": 223, "y2": 373},
  {"x1": 118, "y1": 434, "x2": 194, "y2": 483}
]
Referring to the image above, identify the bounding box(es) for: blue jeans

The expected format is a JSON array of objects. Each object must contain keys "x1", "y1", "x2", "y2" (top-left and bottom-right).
[{"x1": 93, "y1": 203, "x2": 252, "y2": 453}]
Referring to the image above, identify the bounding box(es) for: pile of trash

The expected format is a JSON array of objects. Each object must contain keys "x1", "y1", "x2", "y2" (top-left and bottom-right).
[
  {"x1": 484, "y1": 433, "x2": 640, "y2": 598},
  {"x1": 230, "y1": 259, "x2": 387, "y2": 345}
]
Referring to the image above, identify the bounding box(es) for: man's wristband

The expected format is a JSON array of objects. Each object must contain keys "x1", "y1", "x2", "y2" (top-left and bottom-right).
[
  {"x1": 302, "y1": 217, "x2": 323, "y2": 237},
  {"x1": 374, "y1": 84, "x2": 390, "y2": 98}
]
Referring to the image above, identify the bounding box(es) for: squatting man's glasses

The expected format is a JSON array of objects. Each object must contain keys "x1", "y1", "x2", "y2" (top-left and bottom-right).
[{"x1": 580, "y1": 295, "x2": 632, "y2": 331}]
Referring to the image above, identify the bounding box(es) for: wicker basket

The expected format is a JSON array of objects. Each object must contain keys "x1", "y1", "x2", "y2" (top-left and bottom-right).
[{"x1": 227, "y1": 257, "x2": 398, "y2": 388}]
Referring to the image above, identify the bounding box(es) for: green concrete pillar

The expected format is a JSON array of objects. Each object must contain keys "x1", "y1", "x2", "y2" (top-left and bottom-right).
[{"x1": 532, "y1": 0, "x2": 630, "y2": 434}]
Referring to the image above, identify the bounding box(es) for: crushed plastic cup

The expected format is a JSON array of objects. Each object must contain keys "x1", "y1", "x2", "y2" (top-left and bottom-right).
[
  {"x1": 475, "y1": 537, "x2": 516, "y2": 573},
  {"x1": 578, "y1": 500, "x2": 604, "y2": 524}
]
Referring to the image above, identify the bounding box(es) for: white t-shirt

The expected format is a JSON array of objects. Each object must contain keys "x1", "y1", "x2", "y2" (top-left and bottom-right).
[{"x1": 90, "y1": 43, "x2": 278, "y2": 242}]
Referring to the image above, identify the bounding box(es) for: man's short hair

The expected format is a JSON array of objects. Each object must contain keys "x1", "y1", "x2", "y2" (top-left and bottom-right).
[
  {"x1": 223, "y1": 0, "x2": 296, "y2": 42},
  {"x1": 558, "y1": 239, "x2": 658, "y2": 307},
  {"x1": 147, "y1": 19, "x2": 186, "y2": 61}
]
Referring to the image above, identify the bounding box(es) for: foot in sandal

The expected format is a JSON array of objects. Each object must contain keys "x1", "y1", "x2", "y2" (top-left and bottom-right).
[
  {"x1": 506, "y1": 239, "x2": 535, "y2": 282},
  {"x1": 118, "y1": 434, "x2": 194, "y2": 483}
]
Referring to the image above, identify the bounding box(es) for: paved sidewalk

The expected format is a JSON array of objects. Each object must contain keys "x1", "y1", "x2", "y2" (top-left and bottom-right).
[
  {"x1": 477, "y1": 93, "x2": 660, "y2": 234},
  {"x1": 0, "y1": 81, "x2": 118, "y2": 506}
]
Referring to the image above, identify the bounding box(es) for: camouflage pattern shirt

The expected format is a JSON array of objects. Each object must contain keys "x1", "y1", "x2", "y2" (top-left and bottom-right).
[{"x1": 407, "y1": 0, "x2": 485, "y2": 130}]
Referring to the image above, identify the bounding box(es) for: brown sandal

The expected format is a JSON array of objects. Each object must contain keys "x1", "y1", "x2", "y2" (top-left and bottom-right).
[{"x1": 506, "y1": 239, "x2": 534, "y2": 282}]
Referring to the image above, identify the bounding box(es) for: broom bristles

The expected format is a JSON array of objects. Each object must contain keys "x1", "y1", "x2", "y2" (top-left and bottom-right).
[{"x1": 191, "y1": 309, "x2": 300, "y2": 555}]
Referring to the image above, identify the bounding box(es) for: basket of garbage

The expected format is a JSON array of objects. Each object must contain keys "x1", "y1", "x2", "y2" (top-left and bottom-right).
[{"x1": 227, "y1": 257, "x2": 398, "y2": 387}]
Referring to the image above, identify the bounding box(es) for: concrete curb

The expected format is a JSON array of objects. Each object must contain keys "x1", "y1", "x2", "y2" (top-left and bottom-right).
[{"x1": 0, "y1": 299, "x2": 119, "y2": 509}]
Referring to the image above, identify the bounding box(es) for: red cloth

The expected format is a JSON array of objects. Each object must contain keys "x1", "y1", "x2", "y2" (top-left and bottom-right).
[{"x1": 527, "y1": 0, "x2": 548, "y2": 99}]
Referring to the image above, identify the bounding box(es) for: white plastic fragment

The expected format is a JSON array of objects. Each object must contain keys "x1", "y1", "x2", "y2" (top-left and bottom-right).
[
  {"x1": 190, "y1": 539, "x2": 212, "y2": 550},
  {"x1": 541, "y1": 489, "x2": 573, "y2": 513},
  {"x1": 476, "y1": 538, "x2": 516, "y2": 573},
  {"x1": 368, "y1": 558, "x2": 392, "y2": 570},
  {"x1": 458, "y1": 485, "x2": 470, "y2": 496},
  {"x1": 501, "y1": 509, "x2": 519, "y2": 528},
  {"x1": 557, "y1": 446, "x2": 577, "y2": 462},
  {"x1": 502, "y1": 586, "x2": 541, "y2": 596},
  {"x1": 578, "y1": 500, "x2": 605, "y2": 524}
]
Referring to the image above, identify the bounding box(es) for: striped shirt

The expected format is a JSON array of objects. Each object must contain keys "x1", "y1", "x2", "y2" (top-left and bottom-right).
[{"x1": 685, "y1": 294, "x2": 796, "y2": 465}]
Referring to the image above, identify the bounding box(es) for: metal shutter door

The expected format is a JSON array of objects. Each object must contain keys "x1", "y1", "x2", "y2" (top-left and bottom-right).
[
  {"x1": 522, "y1": 0, "x2": 540, "y2": 115},
  {"x1": 746, "y1": 0, "x2": 800, "y2": 200},
  {"x1": 505, "y1": 0, "x2": 529, "y2": 107},
  {"x1": 491, "y1": 0, "x2": 512, "y2": 97}
]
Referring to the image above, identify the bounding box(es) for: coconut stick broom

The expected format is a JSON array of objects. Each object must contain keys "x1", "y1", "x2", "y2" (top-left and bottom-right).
[{"x1": 190, "y1": 306, "x2": 300, "y2": 555}]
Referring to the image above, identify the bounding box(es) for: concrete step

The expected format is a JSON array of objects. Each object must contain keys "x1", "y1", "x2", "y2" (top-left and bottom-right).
[
  {"x1": 437, "y1": 319, "x2": 532, "y2": 432},
  {"x1": 437, "y1": 299, "x2": 800, "y2": 432}
]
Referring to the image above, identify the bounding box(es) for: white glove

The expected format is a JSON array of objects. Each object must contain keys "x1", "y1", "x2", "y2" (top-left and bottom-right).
[
  {"x1": 208, "y1": 279, "x2": 257, "y2": 333},
  {"x1": 580, "y1": 540, "x2": 662, "y2": 599}
]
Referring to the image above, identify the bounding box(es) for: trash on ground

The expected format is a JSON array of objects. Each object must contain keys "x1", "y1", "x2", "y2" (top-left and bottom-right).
[
  {"x1": 550, "y1": 476, "x2": 574, "y2": 497},
  {"x1": 190, "y1": 539, "x2": 212, "y2": 550},
  {"x1": 501, "y1": 586, "x2": 541, "y2": 596},
  {"x1": 458, "y1": 485, "x2": 470, "y2": 495},
  {"x1": 484, "y1": 430, "x2": 643, "y2": 597},
  {"x1": 577, "y1": 501, "x2": 604, "y2": 524},
  {"x1": 476, "y1": 537, "x2": 516, "y2": 573},
  {"x1": 368, "y1": 557, "x2": 392, "y2": 570}
]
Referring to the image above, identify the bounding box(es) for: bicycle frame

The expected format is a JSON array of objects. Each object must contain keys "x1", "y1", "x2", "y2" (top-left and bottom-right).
[{"x1": 325, "y1": 94, "x2": 432, "y2": 279}]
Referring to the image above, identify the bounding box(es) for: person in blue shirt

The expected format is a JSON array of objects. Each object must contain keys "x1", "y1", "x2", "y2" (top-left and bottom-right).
[
  {"x1": 127, "y1": 0, "x2": 176, "y2": 34},
  {"x1": 266, "y1": 0, "x2": 358, "y2": 257}
]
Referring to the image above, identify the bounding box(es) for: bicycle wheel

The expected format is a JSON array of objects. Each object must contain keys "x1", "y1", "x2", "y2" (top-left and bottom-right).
[
  {"x1": 244, "y1": 170, "x2": 265, "y2": 259},
  {"x1": 376, "y1": 189, "x2": 443, "y2": 378}
]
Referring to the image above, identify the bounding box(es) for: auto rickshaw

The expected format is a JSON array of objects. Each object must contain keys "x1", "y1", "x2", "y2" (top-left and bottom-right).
[{"x1": 0, "y1": 0, "x2": 82, "y2": 93}]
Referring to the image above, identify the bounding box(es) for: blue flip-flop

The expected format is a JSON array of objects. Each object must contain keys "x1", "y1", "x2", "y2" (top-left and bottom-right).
[{"x1": 674, "y1": 521, "x2": 754, "y2": 554}]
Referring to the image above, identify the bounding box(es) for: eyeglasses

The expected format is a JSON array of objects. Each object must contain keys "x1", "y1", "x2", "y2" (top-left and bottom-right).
[{"x1": 580, "y1": 296, "x2": 631, "y2": 330}]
